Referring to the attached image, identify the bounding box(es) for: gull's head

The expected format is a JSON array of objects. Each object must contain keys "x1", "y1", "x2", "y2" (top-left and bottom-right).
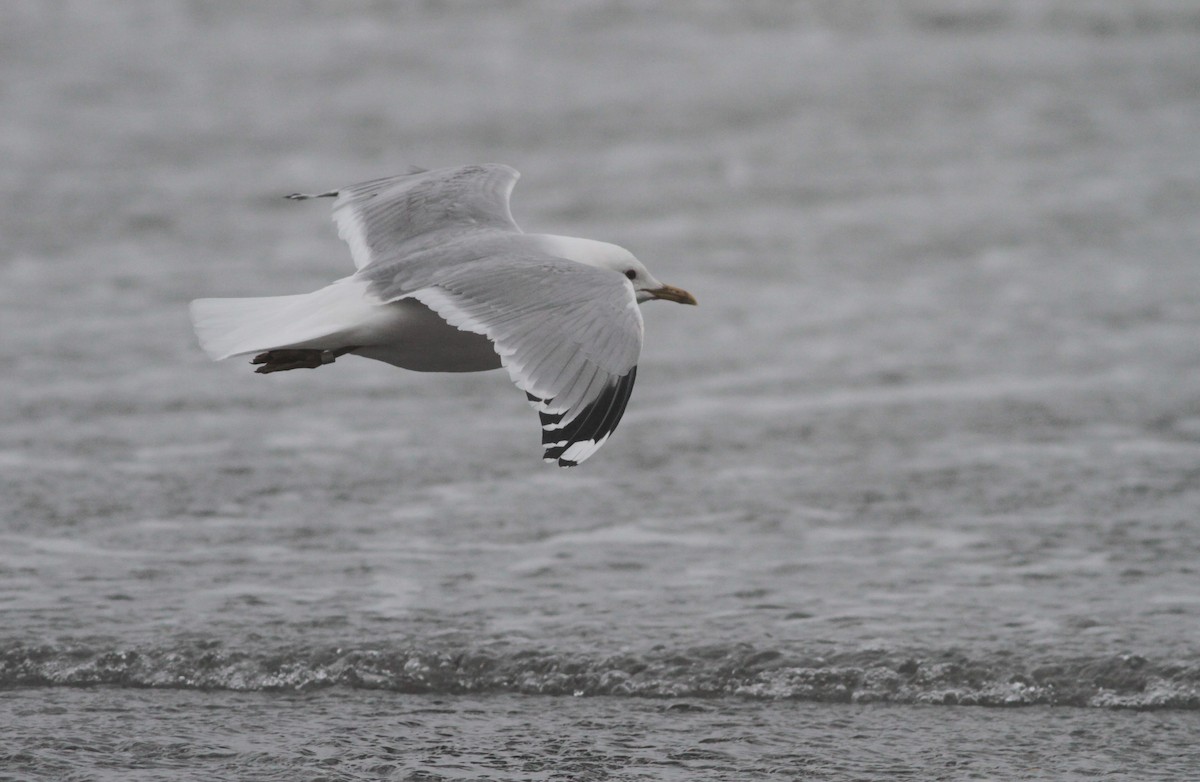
[
  {"x1": 538, "y1": 234, "x2": 697, "y2": 306},
  {"x1": 618, "y1": 255, "x2": 698, "y2": 305}
]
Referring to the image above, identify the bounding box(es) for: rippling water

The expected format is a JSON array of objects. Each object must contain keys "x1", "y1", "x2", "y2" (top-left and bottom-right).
[
  {"x1": 4, "y1": 1, "x2": 1200, "y2": 779},
  {"x1": 9, "y1": 690, "x2": 1200, "y2": 781}
]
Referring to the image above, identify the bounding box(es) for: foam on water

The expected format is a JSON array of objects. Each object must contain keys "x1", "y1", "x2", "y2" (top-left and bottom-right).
[{"x1": 3, "y1": 641, "x2": 1197, "y2": 709}]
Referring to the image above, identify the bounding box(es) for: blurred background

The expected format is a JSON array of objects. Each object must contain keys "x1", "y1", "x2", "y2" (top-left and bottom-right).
[{"x1": 3, "y1": 1, "x2": 1200, "y2": 778}]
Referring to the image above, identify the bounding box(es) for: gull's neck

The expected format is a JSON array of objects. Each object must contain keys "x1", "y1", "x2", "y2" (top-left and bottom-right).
[{"x1": 533, "y1": 234, "x2": 630, "y2": 269}]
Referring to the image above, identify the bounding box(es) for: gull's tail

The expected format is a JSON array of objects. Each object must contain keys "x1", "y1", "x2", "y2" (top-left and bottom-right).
[{"x1": 189, "y1": 279, "x2": 377, "y2": 361}]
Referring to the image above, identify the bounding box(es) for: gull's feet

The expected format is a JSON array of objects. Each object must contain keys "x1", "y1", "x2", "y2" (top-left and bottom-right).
[{"x1": 251, "y1": 348, "x2": 353, "y2": 374}]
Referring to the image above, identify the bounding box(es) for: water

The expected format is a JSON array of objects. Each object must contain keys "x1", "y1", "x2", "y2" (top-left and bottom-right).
[
  {"x1": 4, "y1": 1, "x2": 1200, "y2": 779},
  {"x1": 7, "y1": 690, "x2": 1200, "y2": 781}
]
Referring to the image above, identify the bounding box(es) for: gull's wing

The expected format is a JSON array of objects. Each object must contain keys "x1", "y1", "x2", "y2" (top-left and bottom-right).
[
  {"x1": 407, "y1": 256, "x2": 643, "y2": 467},
  {"x1": 289, "y1": 164, "x2": 522, "y2": 271}
]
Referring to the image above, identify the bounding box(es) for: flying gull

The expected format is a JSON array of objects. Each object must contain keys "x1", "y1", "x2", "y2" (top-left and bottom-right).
[{"x1": 190, "y1": 164, "x2": 696, "y2": 467}]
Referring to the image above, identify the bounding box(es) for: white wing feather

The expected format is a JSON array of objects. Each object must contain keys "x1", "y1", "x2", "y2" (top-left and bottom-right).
[
  {"x1": 326, "y1": 164, "x2": 521, "y2": 270},
  {"x1": 408, "y1": 258, "x2": 643, "y2": 467}
]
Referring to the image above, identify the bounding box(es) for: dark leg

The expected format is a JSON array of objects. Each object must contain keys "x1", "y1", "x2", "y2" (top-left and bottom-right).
[{"x1": 251, "y1": 346, "x2": 358, "y2": 374}]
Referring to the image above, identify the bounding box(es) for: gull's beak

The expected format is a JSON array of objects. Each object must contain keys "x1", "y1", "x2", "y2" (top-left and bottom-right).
[{"x1": 649, "y1": 284, "x2": 698, "y2": 305}]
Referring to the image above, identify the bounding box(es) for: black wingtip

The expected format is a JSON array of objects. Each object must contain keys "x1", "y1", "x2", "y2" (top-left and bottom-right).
[{"x1": 538, "y1": 367, "x2": 637, "y2": 466}]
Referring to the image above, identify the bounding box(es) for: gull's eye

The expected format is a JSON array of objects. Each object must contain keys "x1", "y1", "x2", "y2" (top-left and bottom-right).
[{"x1": 624, "y1": 269, "x2": 637, "y2": 280}]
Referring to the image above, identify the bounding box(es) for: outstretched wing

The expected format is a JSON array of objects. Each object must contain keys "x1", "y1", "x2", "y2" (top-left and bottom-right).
[
  {"x1": 289, "y1": 164, "x2": 522, "y2": 271},
  {"x1": 409, "y1": 255, "x2": 643, "y2": 467}
]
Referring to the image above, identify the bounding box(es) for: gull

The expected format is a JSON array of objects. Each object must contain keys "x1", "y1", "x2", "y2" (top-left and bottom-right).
[{"x1": 190, "y1": 164, "x2": 696, "y2": 467}]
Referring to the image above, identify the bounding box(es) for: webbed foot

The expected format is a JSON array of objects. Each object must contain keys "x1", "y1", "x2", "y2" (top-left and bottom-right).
[{"x1": 251, "y1": 347, "x2": 355, "y2": 374}]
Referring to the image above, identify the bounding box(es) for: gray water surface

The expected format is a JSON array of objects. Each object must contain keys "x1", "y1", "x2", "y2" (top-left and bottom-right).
[
  {"x1": 8, "y1": 690, "x2": 1200, "y2": 782},
  {"x1": 3, "y1": 1, "x2": 1200, "y2": 779}
]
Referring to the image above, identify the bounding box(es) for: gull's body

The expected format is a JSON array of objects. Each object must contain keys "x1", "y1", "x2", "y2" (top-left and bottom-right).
[{"x1": 190, "y1": 164, "x2": 695, "y2": 466}]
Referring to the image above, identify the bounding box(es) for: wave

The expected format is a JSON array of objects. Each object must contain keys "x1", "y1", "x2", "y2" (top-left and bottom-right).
[{"x1": 3, "y1": 642, "x2": 1197, "y2": 709}]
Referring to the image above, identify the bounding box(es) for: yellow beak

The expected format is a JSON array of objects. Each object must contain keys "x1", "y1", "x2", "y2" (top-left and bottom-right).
[{"x1": 649, "y1": 284, "x2": 698, "y2": 305}]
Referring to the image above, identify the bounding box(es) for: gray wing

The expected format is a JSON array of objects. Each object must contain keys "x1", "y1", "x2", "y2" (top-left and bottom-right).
[
  {"x1": 295, "y1": 164, "x2": 522, "y2": 271},
  {"x1": 407, "y1": 255, "x2": 644, "y2": 467}
]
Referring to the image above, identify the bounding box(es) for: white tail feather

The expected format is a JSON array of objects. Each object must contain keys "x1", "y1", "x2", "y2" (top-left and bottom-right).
[{"x1": 189, "y1": 278, "x2": 379, "y2": 360}]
